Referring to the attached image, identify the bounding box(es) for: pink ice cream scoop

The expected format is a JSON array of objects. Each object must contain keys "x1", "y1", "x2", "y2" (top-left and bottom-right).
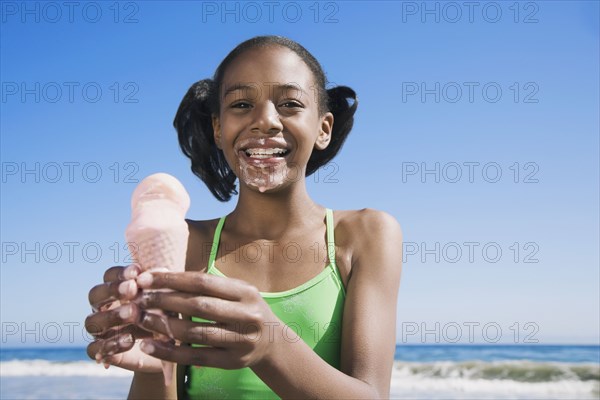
[{"x1": 125, "y1": 173, "x2": 190, "y2": 386}]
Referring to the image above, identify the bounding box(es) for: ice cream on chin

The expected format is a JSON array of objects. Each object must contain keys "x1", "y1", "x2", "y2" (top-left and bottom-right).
[
  {"x1": 234, "y1": 136, "x2": 296, "y2": 193},
  {"x1": 237, "y1": 154, "x2": 292, "y2": 193}
]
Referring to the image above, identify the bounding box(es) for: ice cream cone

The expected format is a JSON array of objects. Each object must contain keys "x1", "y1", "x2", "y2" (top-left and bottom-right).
[{"x1": 125, "y1": 173, "x2": 190, "y2": 386}]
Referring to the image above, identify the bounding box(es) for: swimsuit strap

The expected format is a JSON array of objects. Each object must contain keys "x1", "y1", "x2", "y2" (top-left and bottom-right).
[
  {"x1": 207, "y1": 215, "x2": 226, "y2": 273},
  {"x1": 325, "y1": 208, "x2": 336, "y2": 265}
]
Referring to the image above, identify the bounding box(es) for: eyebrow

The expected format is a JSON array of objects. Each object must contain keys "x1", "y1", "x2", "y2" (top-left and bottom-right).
[{"x1": 223, "y1": 83, "x2": 308, "y2": 99}]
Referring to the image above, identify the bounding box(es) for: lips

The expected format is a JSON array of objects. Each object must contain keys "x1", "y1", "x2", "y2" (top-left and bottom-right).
[
  {"x1": 238, "y1": 148, "x2": 290, "y2": 166},
  {"x1": 235, "y1": 137, "x2": 292, "y2": 164},
  {"x1": 244, "y1": 148, "x2": 289, "y2": 158}
]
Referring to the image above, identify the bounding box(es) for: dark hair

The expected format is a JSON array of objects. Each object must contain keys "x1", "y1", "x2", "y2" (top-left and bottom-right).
[{"x1": 174, "y1": 35, "x2": 358, "y2": 202}]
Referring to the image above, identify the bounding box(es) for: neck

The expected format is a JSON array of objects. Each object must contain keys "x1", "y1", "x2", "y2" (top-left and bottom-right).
[{"x1": 227, "y1": 180, "x2": 323, "y2": 239}]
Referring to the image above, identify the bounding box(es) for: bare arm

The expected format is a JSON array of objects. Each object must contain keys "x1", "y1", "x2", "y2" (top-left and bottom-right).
[
  {"x1": 251, "y1": 209, "x2": 403, "y2": 398},
  {"x1": 128, "y1": 369, "x2": 177, "y2": 400}
]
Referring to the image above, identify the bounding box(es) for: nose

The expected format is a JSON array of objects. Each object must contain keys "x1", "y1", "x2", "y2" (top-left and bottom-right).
[{"x1": 250, "y1": 101, "x2": 283, "y2": 134}]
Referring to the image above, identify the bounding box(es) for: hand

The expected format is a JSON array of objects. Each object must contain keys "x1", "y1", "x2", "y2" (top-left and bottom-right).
[
  {"x1": 85, "y1": 264, "x2": 162, "y2": 373},
  {"x1": 135, "y1": 271, "x2": 281, "y2": 369}
]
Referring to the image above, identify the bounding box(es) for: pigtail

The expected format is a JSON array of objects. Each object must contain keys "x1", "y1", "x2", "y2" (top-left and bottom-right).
[
  {"x1": 307, "y1": 86, "x2": 358, "y2": 176},
  {"x1": 173, "y1": 79, "x2": 237, "y2": 202}
]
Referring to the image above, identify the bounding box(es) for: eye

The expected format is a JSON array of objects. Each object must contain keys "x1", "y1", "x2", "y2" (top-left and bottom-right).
[
  {"x1": 230, "y1": 101, "x2": 252, "y2": 109},
  {"x1": 279, "y1": 100, "x2": 303, "y2": 108}
]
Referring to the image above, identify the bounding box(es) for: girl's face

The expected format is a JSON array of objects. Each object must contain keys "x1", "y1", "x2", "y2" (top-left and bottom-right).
[{"x1": 212, "y1": 46, "x2": 333, "y2": 194}]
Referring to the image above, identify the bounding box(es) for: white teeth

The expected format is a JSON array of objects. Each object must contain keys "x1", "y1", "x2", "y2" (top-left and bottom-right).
[{"x1": 244, "y1": 148, "x2": 288, "y2": 158}]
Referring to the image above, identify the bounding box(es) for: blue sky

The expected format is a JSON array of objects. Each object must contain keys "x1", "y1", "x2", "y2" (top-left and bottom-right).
[{"x1": 1, "y1": 1, "x2": 598, "y2": 346}]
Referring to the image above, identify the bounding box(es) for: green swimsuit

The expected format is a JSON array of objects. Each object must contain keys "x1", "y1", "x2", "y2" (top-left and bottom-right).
[{"x1": 186, "y1": 208, "x2": 346, "y2": 399}]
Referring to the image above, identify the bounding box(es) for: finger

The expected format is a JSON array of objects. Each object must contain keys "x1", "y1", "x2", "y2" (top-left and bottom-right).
[
  {"x1": 88, "y1": 333, "x2": 136, "y2": 361},
  {"x1": 105, "y1": 341, "x2": 163, "y2": 372},
  {"x1": 139, "y1": 292, "x2": 252, "y2": 324},
  {"x1": 103, "y1": 264, "x2": 141, "y2": 283},
  {"x1": 140, "y1": 339, "x2": 236, "y2": 369},
  {"x1": 137, "y1": 271, "x2": 253, "y2": 301},
  {"x1": 87, "y1": 339, "x2": 163, "y2": 373},
  {"x1": 139, "y1": 313, "x2": 248, "y2": 347},
  {"x1": 85, "y1": 303, "x2": 140, "y2": 336},
  {"x1": 89, "y1": 280, "x2": 138, "y2": 310},
  {"x1": 87, "y1": 340, "x2": 104, "y2": 360},
  {"x1": 103, "y1": 266, "x2": 124, "y2": 283},
  {"x1": 94, "y1": 324, "x2": 152, "y2": 340}
]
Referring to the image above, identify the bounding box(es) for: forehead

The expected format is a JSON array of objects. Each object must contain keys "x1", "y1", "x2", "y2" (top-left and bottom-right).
[{"x1": 221, "y1": 46, "x2": 315, "y2": 93}]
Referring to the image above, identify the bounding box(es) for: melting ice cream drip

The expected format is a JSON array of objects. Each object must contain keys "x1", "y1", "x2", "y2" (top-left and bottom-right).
[{"x1": 125, "y1": 173, "x2": 190, "y2": 386}]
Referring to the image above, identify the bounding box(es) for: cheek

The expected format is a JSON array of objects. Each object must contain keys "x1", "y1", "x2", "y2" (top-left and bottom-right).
[
  {"x1": 218, "y1": 116, "x2": 242, "y2": 144},
  {"x1": 286, "y1": 117, "x2": 322, "y2": 149}
]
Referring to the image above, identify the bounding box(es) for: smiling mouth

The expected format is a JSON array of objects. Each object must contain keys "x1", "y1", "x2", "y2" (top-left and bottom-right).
[{"x1": 243, "y1": 148, "x2": 290, "y2": 159}]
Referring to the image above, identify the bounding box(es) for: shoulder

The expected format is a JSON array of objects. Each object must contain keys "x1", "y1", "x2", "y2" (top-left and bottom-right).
[
  {"x1": 184, "y1": 218, "x2": 221, "y2": 272},
  {"x1": 336, "y1": 208, "x2": 402, "y2": 235},
  {"x1": 333, "y1": 208, "x2": 403, "y2": 263},
  {"x1": 330, "y1": 208, "x2": 402, "y2": 290}
]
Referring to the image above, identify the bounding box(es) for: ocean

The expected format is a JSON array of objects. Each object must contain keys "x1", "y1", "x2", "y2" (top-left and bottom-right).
[{"x1": 1, "y1": 345, "x2": 598, "y2": 399}]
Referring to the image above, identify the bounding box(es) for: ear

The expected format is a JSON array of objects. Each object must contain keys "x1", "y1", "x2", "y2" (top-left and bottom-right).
[
  {"x1": 212, "y1": 114, "x2": 222, "y2": 149},
  {"x1": 314, "y1": 112, "x2": 334, "y2": 150}
]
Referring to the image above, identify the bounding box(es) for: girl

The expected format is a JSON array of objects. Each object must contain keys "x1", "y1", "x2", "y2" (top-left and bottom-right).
[{"x1": 86, "y1": 35, "x2": 403, "y2": 399}]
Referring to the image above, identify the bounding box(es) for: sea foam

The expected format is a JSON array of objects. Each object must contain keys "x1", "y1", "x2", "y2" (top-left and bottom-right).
[
  {"x1": 0, "y1": 360, "x2": 133, "y2": 377},
  {"x1": 390, "y1": 360, "x2": 600, "y2": 399}
]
